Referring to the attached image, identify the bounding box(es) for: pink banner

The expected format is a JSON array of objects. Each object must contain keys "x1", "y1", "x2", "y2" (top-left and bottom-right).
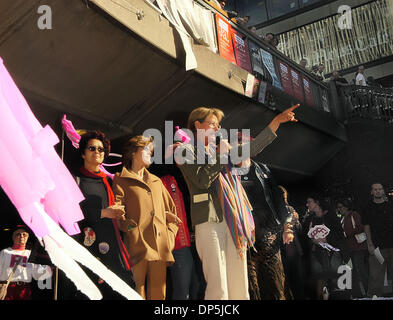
[
  {"x1": 216, "y1": 14, "x2": 236, "y2": 65},
  {"x1": 231, "y1": 29, "x2": 252, "y2": 73}
]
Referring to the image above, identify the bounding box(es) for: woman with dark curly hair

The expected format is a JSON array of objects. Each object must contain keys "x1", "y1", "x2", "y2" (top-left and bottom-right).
[{"x1": 72, "y1": 130, "x2": 134, "y2": 299}]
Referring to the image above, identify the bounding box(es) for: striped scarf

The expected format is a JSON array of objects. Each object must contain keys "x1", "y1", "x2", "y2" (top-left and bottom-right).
[{"x1": 216, "y1": 165, "x2": 255, "y2": 259}]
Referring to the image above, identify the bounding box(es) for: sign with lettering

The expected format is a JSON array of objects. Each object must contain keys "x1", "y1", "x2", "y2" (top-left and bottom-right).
[
  {"x1": 308, "y1": 224, "x2": 330, "y2": 239},
  {"x1": 248, "y1": 40, "x2": 265, "y2": 77},
  {"x1": 302, "y1": 76, "x2": 314, "y2": 107},
  {"x1": 289, "y1": 67, "x2": 304, "y2": 102},
  {"x1": 277, "y1": 60, "x2": 293, "y2": 96},
  {"x1": 215, "y1": 14, "x2": 236, "y2": 64},
  {"x1": 231, "y1": 29, "x2": 252, "y2": 73},
  {"x1": 260, "y1": 49, "x2": 282, "y2": 89}
]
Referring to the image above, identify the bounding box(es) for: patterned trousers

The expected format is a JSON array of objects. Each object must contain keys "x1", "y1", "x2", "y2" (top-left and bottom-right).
[{"x1": 247, "y1": 230, "x2": 293, "y2": 300}]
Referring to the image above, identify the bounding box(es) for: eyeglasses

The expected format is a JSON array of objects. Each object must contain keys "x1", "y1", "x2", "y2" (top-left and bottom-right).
[
  {"x1": 204, "y1": 121, "x2": 221, "y2": 129},
  {"x1": 87, "y1": 146, "x2": 105, "y2": 153}
]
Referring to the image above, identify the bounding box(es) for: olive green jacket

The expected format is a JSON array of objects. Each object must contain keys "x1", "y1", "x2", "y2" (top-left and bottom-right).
[{"x1": 177, "y1": 126, "x2": 277, "y2": 228}]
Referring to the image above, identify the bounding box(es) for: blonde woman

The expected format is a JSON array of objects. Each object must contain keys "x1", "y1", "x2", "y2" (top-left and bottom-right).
[
  {"x1": 112, "y1": 136, "x2": 180, "y2": 300},
  {"x1": 176, "y1": 104, "x2": 299, "y2": 300}
]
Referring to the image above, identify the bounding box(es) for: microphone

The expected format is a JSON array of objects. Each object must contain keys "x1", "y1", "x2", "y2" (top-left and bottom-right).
[{"x1": 215, "y1": 131, "x2": 223, "y2": 146}]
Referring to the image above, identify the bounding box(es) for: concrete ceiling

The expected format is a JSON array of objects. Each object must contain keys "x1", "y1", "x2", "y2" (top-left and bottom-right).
[{"x1": 0, "y1": 0, "x2": 346, "y2": 182}]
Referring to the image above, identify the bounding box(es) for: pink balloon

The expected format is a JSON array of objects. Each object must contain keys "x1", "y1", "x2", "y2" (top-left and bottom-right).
[{"x1": 0, "y1": 57, "x2": 84, "y2": 237}]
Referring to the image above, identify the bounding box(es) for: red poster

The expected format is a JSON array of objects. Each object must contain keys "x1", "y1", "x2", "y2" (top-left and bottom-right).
[
  {"x1": 215, "y1": 14, "x2": 236, "y2": 65},
  {"x1": 302, "y1": 76, "x2": 314, "y2": 107},
  {"x1": 231, "y1": 29, "x2": 252, "y2": 73},
  {"x1": 277, "y1": 60, "x2": 293, "y2": 97},
  {"x1": 289, "y1": 67, "x2": 304, "y2": 102}
]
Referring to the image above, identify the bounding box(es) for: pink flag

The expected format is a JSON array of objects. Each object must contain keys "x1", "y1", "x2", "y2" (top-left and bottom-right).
[{"x1": 62, "y1": 115, "x2": 81, "y2": 148}]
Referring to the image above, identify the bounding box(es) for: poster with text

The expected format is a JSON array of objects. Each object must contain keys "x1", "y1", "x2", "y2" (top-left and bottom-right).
[
  {"x1": 260, "y1": 49, "x2": 282, "y2": 90},
  {"x1": 258, "y1": 81, "x2": 268, "y2": 104},
  {"x1": 231, "y1": 29, "x2": 252, "y2": 73},
  {"x1": 245, "y1": 73, "x2": 256, "y2": 98},
  {"x1": 277, "y1": 60, "x2": 293, "y2": 97},
  {"x1": 302, "y1": 76, "x2": 314, "y2": 107},
  {"x1": 215, "y1": 14, "x2": 236, "y2": 65},
  {"x1": 248, "y1": 40, "x2": 265, "y2": 77},
  {"x1": 289, "y1": 67, "x2": 304, "y2": 102}
]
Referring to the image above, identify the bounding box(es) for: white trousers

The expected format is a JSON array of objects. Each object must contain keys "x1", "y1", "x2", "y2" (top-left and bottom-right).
[{"x1": 195, "y1": 220, "x2": 249, "y2": 300}]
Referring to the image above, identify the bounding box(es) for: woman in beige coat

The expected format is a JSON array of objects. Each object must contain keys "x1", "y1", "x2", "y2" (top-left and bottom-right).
[{"x1": 112, "y1": 136, "x2": 180, "y2": 300}]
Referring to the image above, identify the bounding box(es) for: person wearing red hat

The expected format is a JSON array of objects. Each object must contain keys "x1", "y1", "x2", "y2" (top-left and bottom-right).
[{"x1": 0, "y1": 226, "x2": 52, "y2": 300}]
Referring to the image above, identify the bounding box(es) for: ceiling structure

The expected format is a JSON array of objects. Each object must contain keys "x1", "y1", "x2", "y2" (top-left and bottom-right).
[{"x1": 0, "y1": 0, "x2": 347, "y2": 185}]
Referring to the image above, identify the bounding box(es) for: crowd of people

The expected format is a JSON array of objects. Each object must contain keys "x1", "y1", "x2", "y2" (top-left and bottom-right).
[
  {"x1": 298, "y1": 59, "x2": 386, "y2": 90},
  {"x1": 209, "y1": 0, "x2": 386, "y2": 89},
  {"x1": 1, "y1": 100, "x2": 392, "y2": 301},
  {"x1": 1, "y1": 0, "x2": 392, "y2": 304},
  {"x1": 211, "y1": 0, "x2": 280, "y2": 48}
]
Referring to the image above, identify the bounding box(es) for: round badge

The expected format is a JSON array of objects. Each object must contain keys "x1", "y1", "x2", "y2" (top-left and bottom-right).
[
  {"x1": 244, "y1": 176, "x2": 248, "y2": 180},
  {"x1": 99, "y1": 242, "x2": 110, "y2": 255},
  {"x1": 83, "y1": 227, "x2": 96, "y2": 247}
]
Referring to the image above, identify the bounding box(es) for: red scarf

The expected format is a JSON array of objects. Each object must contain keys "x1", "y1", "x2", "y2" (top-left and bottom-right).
[
  {"x1": 12, "y1": 245, "x2": 26, "y2": 251},
  {"x1": 79, "y1": 167, "x2": 132, "y2": 270}
]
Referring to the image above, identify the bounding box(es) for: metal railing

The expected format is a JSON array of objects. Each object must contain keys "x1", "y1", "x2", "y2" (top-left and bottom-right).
[
  {"x1": 194, "y1": 0, "x2": 332, "y2": 115},
  {"x1": 340, "y1": 85, "x2": 393, "y2": 123}
]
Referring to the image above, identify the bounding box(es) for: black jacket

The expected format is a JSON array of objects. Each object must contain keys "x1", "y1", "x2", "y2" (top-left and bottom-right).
[{"x1": 240, "y1": 161, "x2": 290, "y2": 250}]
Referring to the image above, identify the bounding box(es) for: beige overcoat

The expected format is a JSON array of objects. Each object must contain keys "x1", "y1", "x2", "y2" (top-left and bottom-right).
[{"x1": 112, "y1": 167, "x2": 178, "y2": 266}]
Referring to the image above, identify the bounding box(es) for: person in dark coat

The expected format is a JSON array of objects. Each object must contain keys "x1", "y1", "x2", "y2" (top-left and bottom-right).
[
  {"x1": 234, "y1": 133, "x2": 293, "y2": 300},
  {"x1": 59, "y1": 130, "x2": 134, "y2": 300},
  {"x1": 280, "y1": 186, "x2": 305, "y2": 300},
  {"x1": 303, "y1": 196, "x2": 349, "y2": 299},
  {"x1": 336, "y1": 199, "x2": 368, "y2": 298}
]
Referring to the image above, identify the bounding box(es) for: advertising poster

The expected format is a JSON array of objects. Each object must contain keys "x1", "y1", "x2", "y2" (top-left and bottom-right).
[
  {"x1": 248, "y1": 40, "x2": 265, "y2": 77},
  {"x1": 252, "y1": 78, "x2": 260, "y2": 100},
  {"x1": 215, "y1": 14, "x2": 236, "y2": 65},
  {"x1": 302, "y1": 76, "x2": 314, "y2": 107},
  {"x1": 260, "y1": 49, "x2": 282, "y2": 90},
  {"x1": 258, "y1": 81, "x2": 268, "y2": 104},
  {"x1": 245, "y1": 73, "x2": 256, "y2": 98},
  {"x1": 245, "y1": 74, "x2": 260, "y2": 100},
  {"x1": 231, "y1": 29, "x2": 252, "y2": 73},
  {"x1": 289, "y1": 67, "x2": 304, "y2": 102},
  {"x1": 277, "y1": 60, "x2": 294, "y2": 97}
]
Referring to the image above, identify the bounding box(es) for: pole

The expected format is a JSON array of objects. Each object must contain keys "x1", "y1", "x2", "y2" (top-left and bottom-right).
[{"x1": 53, "y1": 129, "x2": 65, "y2": 301}]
